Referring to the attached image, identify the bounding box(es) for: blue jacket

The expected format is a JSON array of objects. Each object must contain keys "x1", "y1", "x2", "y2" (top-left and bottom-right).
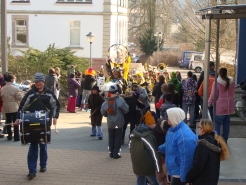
[{"x1": 158, "y1": 121, "x2": 197, "y2": 182}]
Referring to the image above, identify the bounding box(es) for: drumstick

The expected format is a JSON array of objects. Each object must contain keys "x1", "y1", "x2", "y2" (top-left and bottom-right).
[{"x1": 54, "y1": 125, "x2": 59, "y2": 134}]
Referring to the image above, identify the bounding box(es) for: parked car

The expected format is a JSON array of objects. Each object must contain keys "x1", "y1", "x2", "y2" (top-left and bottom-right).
[
  {"x1": 177, "y1": 51, "x2": 203, "y2": 68},
  {"x1": 189, "y1": 53, "x2": 204, "y2": 73},
  {"x1": 132, "y1": 53, "x2": 145, "y2": 63}
]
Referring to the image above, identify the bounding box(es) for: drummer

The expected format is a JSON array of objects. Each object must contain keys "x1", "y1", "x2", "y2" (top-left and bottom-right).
[{"x1": 14, "y1": 72, "x2": 60, "y2": 179}]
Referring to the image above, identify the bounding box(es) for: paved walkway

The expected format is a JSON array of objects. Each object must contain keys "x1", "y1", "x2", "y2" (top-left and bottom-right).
[{"x1": 0, "y1": 109, "x2": 246, "y2": 185}]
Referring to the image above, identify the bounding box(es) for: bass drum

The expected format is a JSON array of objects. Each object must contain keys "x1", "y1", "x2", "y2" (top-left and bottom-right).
[{"x1": 20, "y1": 110, "x2": 51, "y2": 145}]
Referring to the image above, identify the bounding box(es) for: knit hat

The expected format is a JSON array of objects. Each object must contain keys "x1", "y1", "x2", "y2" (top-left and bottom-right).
[
  {"x1": 34, "y1": 72, "x2": 45, "y2": 82},
  {"x1": 109, "y1": 84, "x2": 118, "y2": 94},
  {"x1": 166, "y1": 108, "x2": 185, "y2": 127},
  {"x1": 170, "y1": 72, "x2": 176, "y2": 79},
  {"x1": 91, "y1": 85, "x2": 100, "y2": 92},
  {"x1": 144, "y1": 111, "x2": 156, "y2": 126}
]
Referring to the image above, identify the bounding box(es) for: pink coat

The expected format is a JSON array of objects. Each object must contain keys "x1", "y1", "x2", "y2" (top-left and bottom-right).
[{"x1": 208, "y1": 76, "x2": 235, "y2": 115}]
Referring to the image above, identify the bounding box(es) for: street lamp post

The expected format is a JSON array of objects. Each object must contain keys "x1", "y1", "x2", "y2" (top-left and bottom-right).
[
  {"x1": 86, "y1": 32, "x2": 96, "y2": 67},
  {"x1": 154, "y1": 32, "x2": 162, "y2": 65}
]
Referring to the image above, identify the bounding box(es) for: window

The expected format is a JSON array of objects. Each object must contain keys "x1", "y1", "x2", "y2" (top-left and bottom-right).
[
  {"x1": 57, "y1": 0, "x2": 92, "y2": 2},
  {"x1": 12, "y1": 15, "x2": 29, "y2": 47},
  {"x1": 11, "y1": 0, "x2": 30, "y2": 2},
  {"x1": 70, "y1": 21, "x2": 80, "y2": 46}
]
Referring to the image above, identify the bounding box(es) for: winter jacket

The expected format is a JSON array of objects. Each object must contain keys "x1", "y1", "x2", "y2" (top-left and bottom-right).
[
  {"x1": 123, "y1": 95, "x2": 145, "y2": 117},
  {"x1": 156, "y1": 94, "x2": 165, "y2": 109},
  {"x1": 152, "y1": 82, "x2": 165, "y2": 104},
  {"x1": 197, "y1": 69, "x2": 215, "y2": 89},
  {"x1": 101, "y1": 95, "x2": 129, "y2": 129},
  {"x1": 0, "y1": 82, "x2": 23, "y2": 113},
  {"x1": 182, "y1": 78, "x2": 197, "y2": 104},
  {"x1": 67, "y1": 78, "x2": 80, "y2": 97},
  {"x1": 83, "y1": 75, "x2": 96, "y2": 91},
  {"x1": 45, "y1": 74, "x2": 59, "y2": 94},
  {"x1": 208, "y1": 76, "x2": 235, "y2": 115},
  {"x1": 198, "y1": 76, "x2": 215, "y2": 98},
  {"x1": 168, "y1": 78, "x2": 181, "y2": 95},
  {"x1": 129, "y1": 124, "x2": 162, "y2": 176},
  {"x1": 159, "y1": 101, "x2": 177, "y2": 119},
  {"x1": 88, "y1": 93, "x2": 104, "y2": 116},
  {"x1": 186, "y1": 133, "x2": 221, "y2": 185},
  {"x1": 153, "y1": 123, "x2": 166, "y2": 147},
  {"x1": 158, "y1": 121, "x2": 197, "y2": 182},
  {"x1": 17, "y1": 86, "x2": 60, "y2": 120},
  {"x1": 135, "y1": 86, "x2": 150, "y2": 109}
]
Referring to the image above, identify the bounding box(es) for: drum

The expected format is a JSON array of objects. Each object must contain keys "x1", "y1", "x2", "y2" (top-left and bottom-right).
[{"x1": 20, "y1": 110, "x2": 51, "y2": 145}]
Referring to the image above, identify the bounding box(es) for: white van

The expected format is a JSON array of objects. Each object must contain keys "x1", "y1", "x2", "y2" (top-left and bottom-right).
[{"x1": 189, "y1": 53, "x2": 204, "y2": 73}]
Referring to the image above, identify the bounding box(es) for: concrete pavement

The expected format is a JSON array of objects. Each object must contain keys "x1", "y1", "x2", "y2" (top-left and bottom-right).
[{"x1": 0, "y1": 109, "x2": 246, "y2": 185}]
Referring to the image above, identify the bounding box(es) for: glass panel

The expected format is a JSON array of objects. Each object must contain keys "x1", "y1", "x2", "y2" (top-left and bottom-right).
[
  {"x1": 70, "y1": 21, "x2": 80, "y2": 27},
  {"x1": 70, "y1": 29, "x2": 80, "y2": 45},
  {"x1": 16, "y1": 27, "x2": 27, "y2": 44},
  {"x1": 16, "y1": 20, "x2": 26, "y2": 26},
  {"x1": 185, "y1": 53, "x2": 192, "y2": 58}
]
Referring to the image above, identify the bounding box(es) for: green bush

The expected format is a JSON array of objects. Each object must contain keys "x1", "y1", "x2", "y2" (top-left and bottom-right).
[{"x1": 8, "y1": 44, "x2": 90, "y2": 108}]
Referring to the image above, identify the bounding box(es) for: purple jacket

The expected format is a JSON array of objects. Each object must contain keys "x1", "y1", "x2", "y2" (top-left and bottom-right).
[
  {"x1": 67, "y1": 78, "x2": 80, "y2": 97},
  {"x1": 208, "y1": 76, "x2": 235, "y2": 115}
]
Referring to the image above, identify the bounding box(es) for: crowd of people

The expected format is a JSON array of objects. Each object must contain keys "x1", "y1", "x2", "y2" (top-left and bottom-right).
[{"x1": 1, "y1": 62, "x2": 246, "y2": 184}]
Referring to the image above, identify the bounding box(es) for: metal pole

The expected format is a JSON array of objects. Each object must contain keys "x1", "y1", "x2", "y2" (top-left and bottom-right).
[
  {"x1": 157, "y1": 35, "x2": 160, "y2": 65},
  {"x1": 1, "y1": 0, "x2": 8, "y2": 73},
  {"x1": 213, "y1": 19, "x2": 220, "y2": 121},
  {"x1": 90, "y1": 42, "x2": 92, "y2": 67},
  {"x1": 202, "y1": 16, "x2": 212, "y2": 119}
]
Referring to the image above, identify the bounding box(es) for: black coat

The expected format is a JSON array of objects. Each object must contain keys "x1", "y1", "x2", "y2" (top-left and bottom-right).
[
  {"x1": 186, "y1": 133, "x2": 221, "y2": 185},
  {"x1": 83, "y1": 75, "x2": 96, "y2": 90},
  {"x1": 88, "y1": 93, "x2": 104, "y2": 126},
  {"x1": 152, "y1": 82, "x2": 164, "y2": 104}
]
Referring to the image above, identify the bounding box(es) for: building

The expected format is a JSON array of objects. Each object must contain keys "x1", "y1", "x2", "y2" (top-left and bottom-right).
[{"x1": 6, "y1": 0, "x2": 128, "y2": 69}]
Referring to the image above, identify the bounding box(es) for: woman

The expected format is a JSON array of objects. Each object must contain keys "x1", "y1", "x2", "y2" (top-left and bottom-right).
[
  {"x1": 186, "y1": 119, "x2": 229, "y2": 185},
  {"x1": 158, "y1": 108, "x2": 197, "y2": 185},
  {"x1": 67, "y1": 73, "x2": 80, "y2": 113},
  {"x1": 208, "y1": 68, "x2": 235, "y2": 143},
  {"x1": 55, "y1": 67, "x2": 61, "y2": 99},
  {"x1": 155, "y1": 83, "x2": 168, "y2": 109},
  {"x1": 0, "y1": 72, "x2": 23, "y2": 141}
]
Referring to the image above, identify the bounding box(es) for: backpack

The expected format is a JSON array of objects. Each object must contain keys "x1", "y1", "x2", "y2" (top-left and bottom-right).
[
  {"x1": 107, "y1": 99, "x2": 116, "y2": 115},
  {"x1": 140, "y1": 110, "x2": 158, "y2": 125}
]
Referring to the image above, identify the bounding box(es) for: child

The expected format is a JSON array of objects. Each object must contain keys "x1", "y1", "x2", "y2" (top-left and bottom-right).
[
  {"x1": 88, "y1": 85, "x2": 105, "y2": 140},
  {"x1": 159, "y1": 93, "x2": 177, "y2": 120},
  {"x1": 129, "y1": 110, "x2": 164, "y2": 185},
  {"x1": 101, "y1": 84, "x2": 129, "y2": 159}
]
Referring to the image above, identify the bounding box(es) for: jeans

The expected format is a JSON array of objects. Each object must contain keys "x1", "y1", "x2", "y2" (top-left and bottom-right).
[
  {"x1": 182, "y1": 103, "x2": 195, "y2": 126},
  {"x1": 91, "y1": 126, "x2": 103, "y2": 138},
  {"x1": 28, "y1": 143, "x2": 47, "y2": 174},
  {"x1": 108, "y1": 128, "x2": 122, "y2": 157},
  {"x1": 81, "y1": 89, "x2": 91, "y2": 106},
  {"x1": 215, "y1": 115, "x2": 230, "y2": 142},
  {"x1": 136, "y1": 174, "x2": 159, "y2": 185},
  {"x1": 171, "y1": 177, "x2": 186, "y2": 185}
]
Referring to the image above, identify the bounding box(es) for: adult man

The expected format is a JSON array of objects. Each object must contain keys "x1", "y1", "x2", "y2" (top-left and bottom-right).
[
  {"x1": 182, "y1": 71, "x2": 197, "y2": 127},
  {"x1": 15, "y1": 72, "x2": 60, "y2": 179},
  {"x1": 197, "y1": 61, "x2": 215, "y2": 90},
  {"x1": 131, "y1": 83, "x2": 150, "y2": 110}
]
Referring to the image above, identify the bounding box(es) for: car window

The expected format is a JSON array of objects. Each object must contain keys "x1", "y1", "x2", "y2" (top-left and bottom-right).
[
  {"x1": 194, "y1": 55, "x2": 203, "y2": 61},
  {"x1": 185, "y1": 53, "x2": 193, "y2": 59}
]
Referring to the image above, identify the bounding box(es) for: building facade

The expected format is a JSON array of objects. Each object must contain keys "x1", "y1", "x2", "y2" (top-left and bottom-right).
[{"x1": 6, "y1": 0, "x2": 128, "y2": 69}]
